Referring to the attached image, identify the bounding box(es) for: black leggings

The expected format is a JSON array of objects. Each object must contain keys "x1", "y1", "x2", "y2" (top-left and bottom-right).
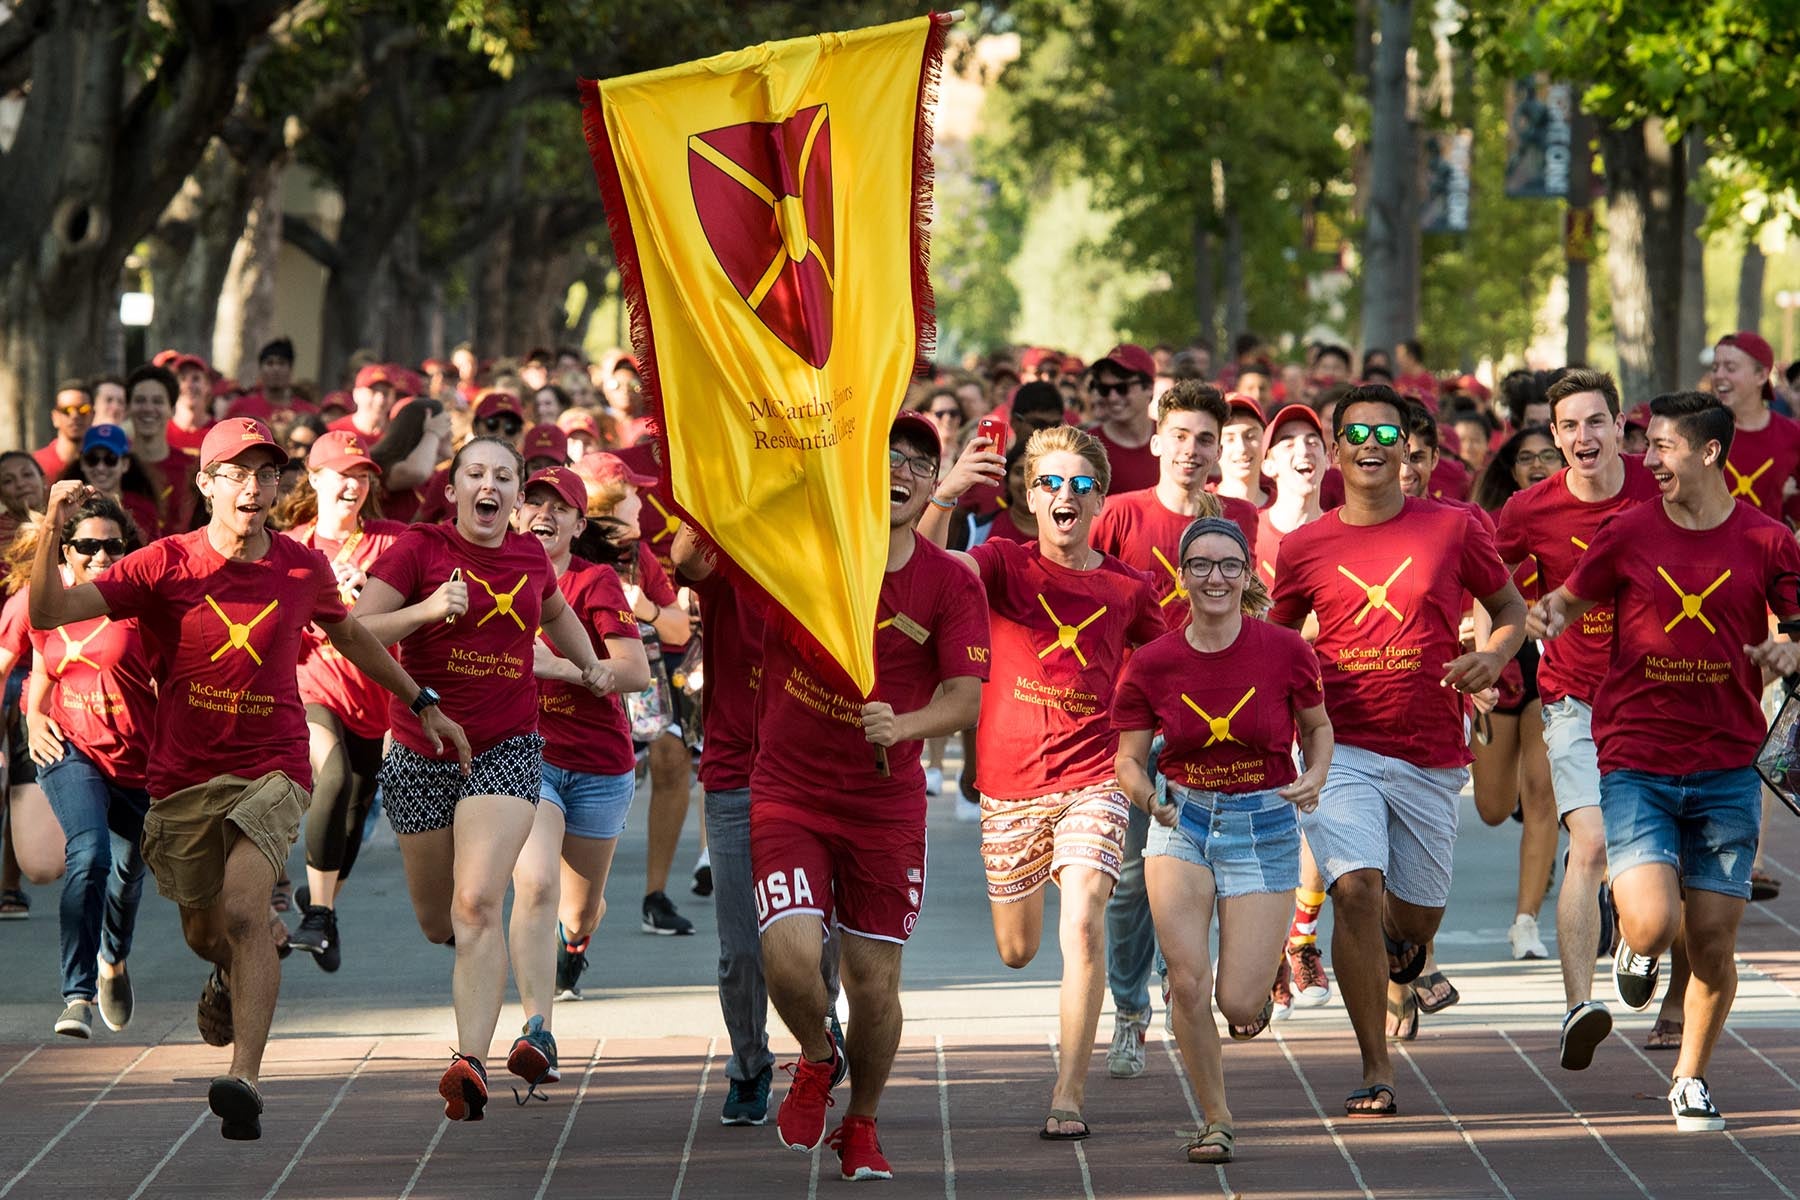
[{"x1": 304, "y1": 704, "x2": 386, "y2": 879}]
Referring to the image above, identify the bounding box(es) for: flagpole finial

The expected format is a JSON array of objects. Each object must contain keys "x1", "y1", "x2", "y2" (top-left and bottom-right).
[{"x1": 941, "y1": 9, "x2": 965, "y2": 22}]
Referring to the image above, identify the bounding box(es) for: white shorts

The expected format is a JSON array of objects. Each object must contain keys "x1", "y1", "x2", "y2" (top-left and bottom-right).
[
  {"x1": 1302, "y1": 743, "x2": 1464, "y2": 909},
  {"x1": 1542, "y1": 696, "x2": 1601, "y2": 820}
]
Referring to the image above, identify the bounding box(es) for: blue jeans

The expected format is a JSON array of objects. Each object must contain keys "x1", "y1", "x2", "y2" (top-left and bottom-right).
[
  {"x1": 37, "y1": 745, "x2": 148, "y2": 1002},
  {"x1": 1106, "y1": 803, "x2": 1159, "y2": 1015}
]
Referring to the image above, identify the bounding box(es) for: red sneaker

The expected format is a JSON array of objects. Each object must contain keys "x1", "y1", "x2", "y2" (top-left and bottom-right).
[
  {"x1": 1289, "y1": 942, "x2": 1332, "y2": 1007},
  {"x1": 1271, "y1": 953, "x2": 1294, "y2": 1021},
  {"x1": 775, "y1": 1048, "x2": 840, "y2": 1152},
  {"x1": 828, "y1": 1115, "x2": 893, "y2": 1181},
  {"x1": 439, "y1": 1053, "x2": 488, "y2": 1122}
]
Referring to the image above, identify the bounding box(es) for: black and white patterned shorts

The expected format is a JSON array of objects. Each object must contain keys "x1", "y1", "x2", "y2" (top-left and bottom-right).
[{"x1": 380, "y1": 732, "x2": 544, "y2": 835}]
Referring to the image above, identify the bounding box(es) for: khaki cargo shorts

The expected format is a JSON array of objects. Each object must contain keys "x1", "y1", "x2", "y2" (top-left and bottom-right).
[{"x1": 141, "y1": 772, "x2": 308, "y2": 908}]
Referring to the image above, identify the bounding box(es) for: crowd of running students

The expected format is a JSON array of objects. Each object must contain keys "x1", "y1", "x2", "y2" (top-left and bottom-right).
[{"x1": 0, "y1": 329, "x2": 1791, "y2": 1174}]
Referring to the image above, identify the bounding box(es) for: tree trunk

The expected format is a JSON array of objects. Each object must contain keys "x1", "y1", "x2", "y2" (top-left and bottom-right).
[
  {"x1": 1360, "y1": 0, "x2": 1414, "y2": 354},
  {"x1": 1222, "y1": 200, "x2": 1246, "y2": 344},
  {"x1": 1677, "y1": 137, "x2": 1708, "y2": 387},
  {"x1": 1737, "y1": 236, "x2": 1765, "y2": 334},
  {"x1": 146, "y1": 140, "x2": 265, "y2": 362},
  {"x1": 1565, "y1": 111, "x2": 1595, "y2": 366},
  {"x1": 1599, "y1": 119, "x2": 1684, "y2": 403},
  {"x1": 214, "y1": 156, "x2": 287, "y2": 380},
  {"x1": 0, "y1": 257, "x2": 115, "y2": 449},
  {"x1": 1191, "y1": 212, "x2": 1216, "y2": 353}
]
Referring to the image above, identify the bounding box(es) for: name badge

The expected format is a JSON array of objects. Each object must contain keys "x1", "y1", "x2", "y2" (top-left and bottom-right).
[{"x1": 889, "y1": 613, "x2": 931, "y2": 645}]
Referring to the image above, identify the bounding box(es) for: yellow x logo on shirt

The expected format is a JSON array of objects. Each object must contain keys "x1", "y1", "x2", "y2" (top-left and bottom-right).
[
  {"x1": 1658, "y1": 566, "x2": 1731, "y2": 634},
  {"x1": 646, "y1": 493, "x2": 681, "y2": 542},
  {"x1": 1036, "y1": 594, "x2": 1108, "y2": 668},
  {"x1": 1726, "y1": 458, "x2": 1773, "y2": 505},
  {"x1": 1150, "y1": 545, "x2": 1187, "y2": 608},
  {"x1": 467, "y1": 570, "x2": 528, "y2": 629},
  {"x1": 205, "y1": 596, "x2": 278, "y2": 665},
  {"x1": 56, "y1": 617, "x2": 112, "y2": 672},
  {"x1": 1571, "y1": 535, "x2": 1588, "y2": 551},
  {"x1": 1336, "y1": 557, "x2": 1412, "y2": 626},
  {"x1": 1182, "y1": 687, "x2": 1256, "y2": 746}
]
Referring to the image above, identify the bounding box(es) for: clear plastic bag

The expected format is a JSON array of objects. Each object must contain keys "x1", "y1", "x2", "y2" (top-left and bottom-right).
[
  {"x1": 625, "y1": 621, "x2": 674, "y2": 741},
  {"x1": 1755, "y1": 677, "x2": 1800, "y2": 818}
]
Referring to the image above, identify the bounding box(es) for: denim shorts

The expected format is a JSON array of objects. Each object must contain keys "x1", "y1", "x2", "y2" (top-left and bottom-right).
[
  {"x1": 539, "y1": 765, "x2": 635, "y2": 840},
  {"x1": 1144, "y1": 784, "x2": 1300, "y2": 898},
  {"x1": 1599, "y1": 766, "x2": 1761, "y2": 899}
]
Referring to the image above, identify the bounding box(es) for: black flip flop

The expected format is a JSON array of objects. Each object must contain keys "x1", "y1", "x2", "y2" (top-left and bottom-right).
[
  {"x1": 1411, "y1": 970, "x2": 1460, "y2": 1014},
  {"x1": 1040, "y1": 1108, "x2": 1090, "y2": 1140},
  {"x1": 1344, "y1": 1083, "x2": 1397, "y2": 1118},
  {"x1": 1384, "y1": 932, "x2": 1427, "y2": 984},
  {"x1": 209, "y1": 1075, "x2": 264, "y2": 1141}
]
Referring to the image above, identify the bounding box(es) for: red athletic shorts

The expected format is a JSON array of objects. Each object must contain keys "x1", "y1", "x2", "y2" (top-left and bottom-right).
[{"x1": 750, "y1": 798, "x2": 927, "y2": 944}]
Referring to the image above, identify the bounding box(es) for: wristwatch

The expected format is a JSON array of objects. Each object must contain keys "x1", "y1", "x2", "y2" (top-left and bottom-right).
[{"x1": 409, "y1": 685, "x2": 442, "y2": 715}]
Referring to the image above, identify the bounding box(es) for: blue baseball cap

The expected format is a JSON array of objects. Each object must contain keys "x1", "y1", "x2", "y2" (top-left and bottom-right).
[{"x1": 81, "y1": 424, "x2": 130, "y2": 457}]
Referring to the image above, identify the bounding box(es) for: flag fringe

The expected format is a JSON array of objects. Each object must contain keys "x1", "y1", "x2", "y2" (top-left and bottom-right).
[{"x1": 909, "y1": 11, "x2": 950, "y2": 378}]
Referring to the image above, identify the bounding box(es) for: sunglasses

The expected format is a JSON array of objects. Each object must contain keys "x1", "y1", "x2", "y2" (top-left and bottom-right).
[
  {"x1": 1181, "y1": 557, "x2": 1247, "y2": 580},
  {"x1": 928, "y1": 407, "x2": 961, "y2": 419},
  {"x1": 57, "y1": 403, "x2": 93, "y2": 418},
  {"x1": 1032, "y1": 473, "x2": 1099, "y2": 497},
  {"x1": 481, "y1": 417, "x2": 523, "y2": 435},
  {"x1": 888, "y1": 447, "x2": 938, "y2": 480},
  {"x1": 1091, "y1": 381, "x2": 1135, "y2": 399},
  {"x1": 68, "y1": 537, "x2": 126, "y2": 557},
  {"x1": 1339, "y1": 423, "x2": 1404, "y2": 447},
  {"x1": 82, "y1": 450, "x2": 121, "y2": 468}
]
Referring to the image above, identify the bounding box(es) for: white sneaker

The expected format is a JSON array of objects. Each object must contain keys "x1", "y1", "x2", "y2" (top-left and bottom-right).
[
  {"x1": 1668, "y1": 1075, "x2": 1726, "y2": 1132},
  {"x1": 1508, "y1": 913, "x2": 1548, "y2": 960},
  {"x1": 924, "y1": 767, "x2": 943, "y2": 795},
  {"x1": 1107, "y1": 1009, "x2": 1149, "y2": 1078},
  {"x1": 953, "y1": 796, "x2": 982, "y2": 823}
]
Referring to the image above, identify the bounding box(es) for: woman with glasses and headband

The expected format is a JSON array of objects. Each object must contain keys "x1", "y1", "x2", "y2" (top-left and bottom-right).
[
  {"x1": 1113, "y1": 516, "x2": 1331, "y2": 1164},
  {"x1": 7, "y1": 496, "x2": 155, "y2": 1040},
  {"x1": 58, "y1": 425, "x2": 163, "y2": 542},
  {"x1": 1467, "y1": 425, "x2": 1565, "y2": 966},
  {"x1": 353, "y1": 434, "x2": 612, "y2": 1123},
  {"x1": 268, "y1": 430, "x2": 410, "y2": 975},
  {"x1": 921, "y1": 423, "x2": 1164, "y2": 1142}
]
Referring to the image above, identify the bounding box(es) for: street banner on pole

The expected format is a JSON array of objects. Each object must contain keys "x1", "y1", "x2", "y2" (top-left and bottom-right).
[{"x1": 580, "y1": 14, "x2": 949, "y2": 695}]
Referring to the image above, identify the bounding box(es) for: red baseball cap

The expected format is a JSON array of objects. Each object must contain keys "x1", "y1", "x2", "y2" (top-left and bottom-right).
[
  {"x1": 557, "y1": 408, "x2": 601, "y2": 439},
  {"x1": 1717, "y1": 330, "x2": 1774, "y2": 371},
  {"x1": 473, "y1": 391, "x2": 525, "y2": 424},
  {"x1": 521, "y1": 423, "x2": 569, "y2": 464},
  {"x1": 1264, "y1": 403, "x2": 1323, "y2": 442},
  {"x1": 578, "y1": 451, "x2": 657, "y2": 489},
  {"x1": 524, "y1": 466, "x2": 588, "y2": 513},
  {"x1": 1020, "y1": 346, "x2": 1055, "y2": 371},
  {"x1": 353, "y1": 364, "x2": 397, "y2": 391},
  {"x1": 319, "y1": 390, "x2": 353, "y2": 416},
  {"x1": 1092, "y1": 343, "x2": 1156, "y2": 380},
  {"x1": 308, "y1": 429, "x2": 381, "y2": 475},
  {"x1": 200, "y1": 417, "x2": 282, "y2": 470},
  {"x1": 890, "y1": 410, "x2": 943, "y2": 460},
  {"x1": 170, "y1": 353, "x2": 210, "y2": 376},
  {"x1": 1225, "y1": 392, "x2": 1265, "y2": 424},
  {"x1": 1454, "y1": 373, "x2": 1491, "y2": 403}
]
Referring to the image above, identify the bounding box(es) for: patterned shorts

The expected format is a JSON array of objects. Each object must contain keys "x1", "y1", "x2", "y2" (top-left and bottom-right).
[
  {"x1": 979, "y1": 781, "x2": 1131, "y2": 903},
  {"x1": 380, "y1": 733, "x2": 544, "y2": 836}
]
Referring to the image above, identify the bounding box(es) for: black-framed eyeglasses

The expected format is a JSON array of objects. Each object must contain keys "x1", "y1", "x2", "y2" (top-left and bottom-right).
[
  {"x1": 210, "y1": 464, "x2": 281, "y2": 489},
  {"x1": 481, "y1": 417, "x2": 524, "y2": 436},
  {"x1": 1091, "y1": 380, "x2": 1135, "y2": 399},
  {"x1": 1339, "y1": 423, "x2": 1403, "y2": 447},
  {"x1": 68, "y1": 537, "x2": 126, "y2": 557},
  {"x1": 1182, "y1": 556, "x2": 1247, "y2": 580},
  {"x1": 1032, "y1": 473, "x2": 1099, "y2": 497},
  {"x1": 82, "y1": 450, "x2": 120, "y2": 468},
  {"x1": 888, "y1": 447, "x2": 937, "y2": 479},
  {"x1": 1515, "y1": 449, "x2": 1565, "y2": 469}
]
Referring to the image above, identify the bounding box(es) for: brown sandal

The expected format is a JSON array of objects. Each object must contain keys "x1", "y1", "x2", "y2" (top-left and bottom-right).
[
  {"x1": 1228, "y1": 997, "x2": 1274, "y2": 1041},
  {"x1": 196, "y1": 967, "x2": 234, "y2": 1047},
  {"x1": 1185, "y1": 1121, "x2": 1234, "y2": 1163},
  {"x1": 1644, "y1": 1018, "x2": 1683, "y2": 1051}
]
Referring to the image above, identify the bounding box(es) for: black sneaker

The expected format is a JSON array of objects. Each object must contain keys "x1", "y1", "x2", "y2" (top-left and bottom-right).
[
  {"x1": 1596, "y1": 882, "x2": 1616, "y2": 961},
  {"x1": 1668, "y1": 1075, "x2": 1725, "y2": 1132},
  {"x1": 692, "y1": 852, "x2": 714, "y2": 898},
  {"x1": 720, "y1": 1066, "x2": 773, "y2": 1125},
  {"x1": 826, "y1": 1009, "x2": 848, "y2": 1088},
  {"x1": 642, "y1": 891, "x2": 695, "y2": 936},
  {"x1": 290, "y1": 905, "x2": 340, "y2": 972},
  {"x1": 1613, "y1": 937, "x2": 1659, "y2": 1012},
  {"x1": 1559, "y1": 1000, "x2": 1612, "y2": 1071},
  {"x1": 55, "y1": 998, "x2": 93, "y2": 1039},
  {"x1": 97, "y1": 962, "x2": 133, "y2": 1032},
  {"x1": 556, "y1": 927, "x2": 589, "y2": 1001}
]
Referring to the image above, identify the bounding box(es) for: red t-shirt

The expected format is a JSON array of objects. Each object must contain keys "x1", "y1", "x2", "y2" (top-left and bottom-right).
[
  {"x1": 366, "y1": 524, "x2": 558, "y2": 759},
  {"x1": 1495, "y1": 459, "x2": 1662, "y2": 705},
  {"x1": 750, "y1": 535, "x2": 990, "y2": 825},
  {"x1": 1091, "y1": 488, "x2": 1260, "y2": 634},
  {"x1": 292, "y1": 519, "x2": 409, "y2": 739},
  {"x1": 610, "y1": 441, "x2": 684, "y2": 578},
  {"x1": 411, "y1": 464, "x2": 453, "y2": 526},
  {"x1": 1092, "y1": 428, "x2": 1159, "y2": 495},
  {"x1": 981, "y1": 510, "x2": 1036, "y2": 544},
  {"x1": 1565, "y1": 500, "x2": 1800, "y2": 775},
  {"x1": 33, "y1": 440, "x2": 75, "y2": 485},
  {"x1": 120, "y1": 492, "x2": 162, "y2": 544},
  {"x1": 1269, "y1": 498, "x2": 1511, "y2": 768},
  {"x1": 1253, "y1": 506, "x2": 1325, "y2": 587},
  {"x1": 968, "y1": 539, "x2": 1163, "y2": 800},
  {"x1": 693, "y1": 571, "x2": 766, "y2": 794},
  {"x1": 166, "y1": 421, "x2": 211, "y2": 454},
  {"x1": 224, "y1": 393, "x2": 317, "y2": 425},
  {"x1": 1112, "y1": 619, "x2": 1323, "y2": 793},
  {"x1": 93, "y1": 529, "x2": 348, "y2": 796},
  {"x1": 1724, "y1": 412, "x2": 1800, "y2": 522},
  {"x1": 139, "y1": 447, "x2": 199, "y2": 534},
  {"x1": 30, "y1": 609, "x2": 157, "y2": 788},
  {"x1": 0, "y1": 586, "x2": 33, "y2": 667},
  {"x1": 538, "y1": 559, "x2": 638, "y2": 777}
]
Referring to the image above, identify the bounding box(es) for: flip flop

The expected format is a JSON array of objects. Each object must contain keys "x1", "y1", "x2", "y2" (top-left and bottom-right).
[
  {"x1": 1386, "y1": 988, "x2": 1419, "y2": 1041},
  {"x1": 1411, "y1": 970, "x2": 1460, "y2": 1014},
  {"x1": 1644, "y1": 1018, "x2": 1683, "y2": 1051},
  {"x1": 1750, "y1": 871, "x2": 1781, "y2": 903},
  {"x1": 1384, "y1": 931, "x2": 1427, "y2": 984},
  {"x1": 1228, "y1": 997, "x2": 1274, "y2": 1041},
  {"x1": 1185, "y1": 1121, "x2": 1234, "y2": 1164},
  {"x1": 1344, "y1": 1083, "x2": 1397, "y2": 1118},
  {"x1": 0, "y1": 889, "x2": 30, "y2": 919},
  {"x1": 1040, "y1": 1108, "x2": 1090, "y2": 1140},
  {"x1": 208, "y1": 1075, "x2": 263, "y2": 1141}
]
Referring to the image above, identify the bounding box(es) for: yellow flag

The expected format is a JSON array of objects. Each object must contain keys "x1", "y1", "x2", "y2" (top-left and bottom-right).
[{"x1": 581, "y1": 14, "x2": 948, "y2": 696}]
